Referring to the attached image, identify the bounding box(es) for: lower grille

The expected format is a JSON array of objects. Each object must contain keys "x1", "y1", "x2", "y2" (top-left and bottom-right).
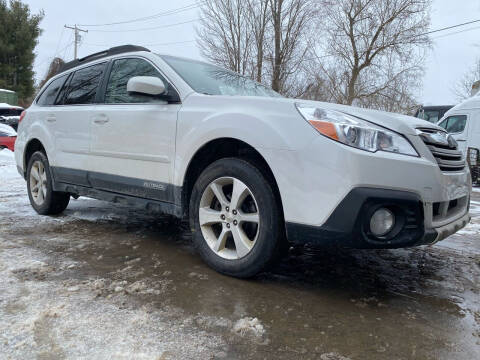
[
  {"x1": 417, "y1": 128, "x2": 465, "y2": 172},
  {"x1": 432, "y1": 196, "x2": 468, "y2": 223}
]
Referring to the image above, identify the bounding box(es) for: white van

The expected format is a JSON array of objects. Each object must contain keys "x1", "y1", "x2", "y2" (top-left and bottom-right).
[
  {"x1": 438, "y1": 88, "x2": 480, "y2": 154},
  {"x1": 439, "y1": 90, "x2": 480, "y2": 155}
]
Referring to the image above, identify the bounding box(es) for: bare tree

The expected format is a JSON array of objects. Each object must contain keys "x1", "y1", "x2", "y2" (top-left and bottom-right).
[
  {"x1": 310, "y1": 0, "x2": 431, "y2": 112},
  {"x1": 452, "y1": 58, "x2": 480, "y2": 101},
  {"x1": 197, "y1": 0, "x2": 254, "y2": 76},
  {"x1": 197, "y1": 0, "x2": 313, "y2": 95},
  {"x1": 268, "y1": 0, "x2": 313, "y2": 93},
  {"x1": 246, "y1": 0, "x2": 270, "y2": 82},
  {"x1": 38, "y1": 57, "x2": 65, "y2": 89}
]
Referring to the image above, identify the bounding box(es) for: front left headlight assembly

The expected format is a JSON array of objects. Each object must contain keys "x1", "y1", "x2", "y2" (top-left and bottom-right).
[{"x1": 296, "y1": 104, "x2": 418, "y2": 157}]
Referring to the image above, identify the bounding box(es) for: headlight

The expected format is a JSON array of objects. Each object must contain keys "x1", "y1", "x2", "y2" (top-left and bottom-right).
[{"x1": 296, "y1": 104, "x2": 418, "y2": 156}]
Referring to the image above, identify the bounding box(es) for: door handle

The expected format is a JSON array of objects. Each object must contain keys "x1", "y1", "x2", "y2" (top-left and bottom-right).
[
  {"x1": 93, "y1": 114, "x2": 109, "y2": 125},
  {"x1": 46, "y1": 114, "x2": 56, "y2": 123}
]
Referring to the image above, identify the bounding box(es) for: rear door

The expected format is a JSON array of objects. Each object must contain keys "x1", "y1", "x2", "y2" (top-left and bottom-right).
[
  {"x1": 34, "y1": 73, "x2": 69, "y2": 162},
  {"x1": 51, "y1": 62, "x2": 107, "y2": 185},
  {"x1": 89, "y1": 57, "x2": 181, "y2": 202}
]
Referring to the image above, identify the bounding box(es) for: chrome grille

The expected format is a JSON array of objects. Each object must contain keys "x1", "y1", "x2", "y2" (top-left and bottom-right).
[{"x1": 417, "y1": 128, "x2": 465, "y2": 172}]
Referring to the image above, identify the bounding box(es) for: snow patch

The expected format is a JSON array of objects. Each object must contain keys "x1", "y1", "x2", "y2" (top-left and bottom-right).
[
  {"x1": 457, "y1": 221, "x2": 480, "y2": 236},
  {"x1": 0, "y1": 148, "x2": 15, "y2": 159},
  {"x1": 320, "y1": 353, "x2": 352, "y2": 360},
  {"x1": 232, "y1": 317, "x2": 265, "y2": 337}
]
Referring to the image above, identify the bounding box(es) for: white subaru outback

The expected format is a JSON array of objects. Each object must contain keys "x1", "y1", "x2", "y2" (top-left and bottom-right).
[{"x1": 15, "y1": 45, "x2": 471, "y2": 277}]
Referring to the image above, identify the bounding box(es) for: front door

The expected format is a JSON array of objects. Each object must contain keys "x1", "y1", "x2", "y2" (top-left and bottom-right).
[{"x1": 89, "y1": 57, "x2": 180, "y2": 203}]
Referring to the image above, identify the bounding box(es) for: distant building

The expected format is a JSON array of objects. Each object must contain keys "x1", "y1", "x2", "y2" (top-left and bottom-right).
[{"x1": 0, "y1": 89, "x2": 18, "y2": 106}]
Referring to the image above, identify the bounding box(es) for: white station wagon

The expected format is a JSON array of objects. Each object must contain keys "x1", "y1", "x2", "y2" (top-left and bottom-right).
[{"x1": 15, "y1": 45, "x2": 471, "y2": 277}]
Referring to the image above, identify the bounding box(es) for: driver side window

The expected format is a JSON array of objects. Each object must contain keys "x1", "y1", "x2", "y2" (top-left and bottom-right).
[
  {"x1": 104, "y1": 58, "x2": 169, "y2": 104},
  {"x1": 439, "y1": 115, "x2": 467, "y2": 134}
]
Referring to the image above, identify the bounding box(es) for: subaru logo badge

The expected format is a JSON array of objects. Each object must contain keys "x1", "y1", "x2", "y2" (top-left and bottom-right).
[{"x1": 429, "y1": 131, "x2": 450, "y2": 146}]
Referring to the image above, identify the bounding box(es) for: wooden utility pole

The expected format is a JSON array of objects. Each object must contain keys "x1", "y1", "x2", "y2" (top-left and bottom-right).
[{"x1": 64, "y1": 24, "x2": 88, "y2": 59}]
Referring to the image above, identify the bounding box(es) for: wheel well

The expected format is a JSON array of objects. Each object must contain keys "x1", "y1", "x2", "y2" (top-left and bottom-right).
[
  {"x1": 181, "y1": 138, "x2": 284, "y2": 220},
  {"x1": 24, "y1": 139, "x2": 46, "y2": 178}
]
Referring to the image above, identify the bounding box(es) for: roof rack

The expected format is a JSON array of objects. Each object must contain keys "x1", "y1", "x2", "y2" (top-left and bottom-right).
[{"x1": 59, "y1": 45, "x2": 150, "y2": 73}]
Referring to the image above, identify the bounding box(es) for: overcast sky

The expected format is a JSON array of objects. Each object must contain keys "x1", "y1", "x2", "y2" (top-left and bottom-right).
[{"x1": 25, "y1": 0, "x2": 480, "y2": 107}]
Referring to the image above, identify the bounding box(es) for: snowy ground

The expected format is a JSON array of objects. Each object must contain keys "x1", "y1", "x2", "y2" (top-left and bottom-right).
[{"x1": 0, "y1": 149, "x2": 479, "y2": 359}]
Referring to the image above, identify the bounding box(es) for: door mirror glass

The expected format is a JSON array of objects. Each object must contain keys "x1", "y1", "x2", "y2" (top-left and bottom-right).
[{"x1": 127, "y1": 76, "x2": 166, "y2": 96}]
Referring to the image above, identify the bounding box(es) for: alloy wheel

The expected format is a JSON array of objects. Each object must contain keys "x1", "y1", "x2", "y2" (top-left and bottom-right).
[
  {"x1": 199, "y1": 177, "x2": 260, "y2": 259},
  {"x1": 30, "y1": 160, "x2": 48, "y2": 205}
]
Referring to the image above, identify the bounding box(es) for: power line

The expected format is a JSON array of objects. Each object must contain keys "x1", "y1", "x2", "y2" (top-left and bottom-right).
[
  {"x1": 304, "y1": 19, "x2": 480, "y2": 63},
  {"x1": 431, "y1": 25, "x2": 480, "y2": 40},
  {"x1": 423, "y1": 19, "x2": 480, "y2": 36},
  {"x1": 53, "y1": 27, "x2": 65, "y2": 56},
  {"x1": 64, "y1": 25, "x2": 88, "y2": 59},
  {"x1": 146, "y1": 40, "x2": 197, "y2": 46},
  {"x1": 36, "y1": 41, "x2": 74, "y2": 70},
  {"x1": 77, "y1": 2, "x2": 204, "y2": 27},
  {"x1": 82, "y1": 18, "x2": 480, "y2": 61},
  {"x1": 63, "y1": 17, "x2": 480, "y2": 66},
  {"x1": 84, "y1": 40, "x2": 196, "y2": 47},
  {"x1": 87, "y1": 18, "x2": 200, "y2": 33},
  {"x1": 62, "y1": 32, "x2": 74, "y2": 59}
]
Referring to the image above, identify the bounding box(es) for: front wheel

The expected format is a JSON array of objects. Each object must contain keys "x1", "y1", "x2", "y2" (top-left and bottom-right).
[
  {"x1": 26, "y1": 151, "x2": 70, "y2": 215},
  {"x1": 189, "y1": 158, "x2": 284, "y2": 278}
]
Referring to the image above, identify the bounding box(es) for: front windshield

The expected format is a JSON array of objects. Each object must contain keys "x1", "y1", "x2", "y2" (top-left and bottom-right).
[
  {"x1": 161, "y1": 55, "x2": 281, "y2": 98},
  {"x1": 416, "y1": 110, "x2": 440, "y2": 123}
]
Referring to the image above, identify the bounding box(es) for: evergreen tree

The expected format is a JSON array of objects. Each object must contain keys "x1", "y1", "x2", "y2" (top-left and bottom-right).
[{"x1": 0, "y1": 0, "x2": 43, "y2": 101}]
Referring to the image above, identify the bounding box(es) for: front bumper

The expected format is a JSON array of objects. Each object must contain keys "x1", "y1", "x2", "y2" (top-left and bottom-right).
[{"x1": 286, "y1": 187, "x2": 471, "y2": 249}]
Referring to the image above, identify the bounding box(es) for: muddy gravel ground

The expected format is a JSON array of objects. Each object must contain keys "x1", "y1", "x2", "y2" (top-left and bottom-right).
[{"x1": 1, "y1": 149, "x2": 479, "y2": 360}]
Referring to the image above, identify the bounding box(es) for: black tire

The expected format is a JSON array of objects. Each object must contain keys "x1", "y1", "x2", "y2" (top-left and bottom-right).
[
  {"x1": 26, "y1": 151, "x2": 70, "y2": 215},
  {"x1": 189, "y1": 158, "x2": 284, "y2": 278}
]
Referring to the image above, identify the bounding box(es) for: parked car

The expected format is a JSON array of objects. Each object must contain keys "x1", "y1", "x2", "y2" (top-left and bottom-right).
[
  {"x1": 0, "y1": 123, "x2": 16, "y2": 151},
  {"x1": 14, "y1": 45, "x2": 471, "y2": 277},
  {"x1": 414, "y1": 105, "x2": 454, "y2": 123},
  {"x1": 438, "y1": 95, "x2": 480, "y2": 184},
  {"x1": 0, "y1": 103, "x2": 24, "y2": 130}
]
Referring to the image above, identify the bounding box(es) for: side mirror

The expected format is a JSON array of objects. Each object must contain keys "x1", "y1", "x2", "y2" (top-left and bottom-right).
[{"x1": 127, "y1": 76, "x2": 166, "y2": 96}]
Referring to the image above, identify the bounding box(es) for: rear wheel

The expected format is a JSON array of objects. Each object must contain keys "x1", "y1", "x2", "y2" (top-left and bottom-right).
[
  {"x1": 27, "y1": 151, "x2": 70, "y2": 215},
  {"x1": 190, "y1": 158, "x2": 284, "y2": 278}
]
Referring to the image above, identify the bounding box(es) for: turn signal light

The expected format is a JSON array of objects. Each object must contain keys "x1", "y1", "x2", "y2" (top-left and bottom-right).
[
  {"x1": 308, "y1": 120, "x2": 339, "y2": 141},
  {"x1": 19, "y1": 110, "x2": 26, "y2": 123}
]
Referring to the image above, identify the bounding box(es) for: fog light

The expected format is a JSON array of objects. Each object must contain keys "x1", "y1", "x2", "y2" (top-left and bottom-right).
[{"x1": 370, "y1": 208, "x2": 395, "y2": 237}]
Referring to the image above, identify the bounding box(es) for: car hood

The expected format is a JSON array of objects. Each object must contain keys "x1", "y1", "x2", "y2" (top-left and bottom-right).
[
  {"x1": 0, "y1": 123, "x2": 17, "y2": 136},
  {"x1": 291, "y1": 99, "x2": 444, "y2": 135}
]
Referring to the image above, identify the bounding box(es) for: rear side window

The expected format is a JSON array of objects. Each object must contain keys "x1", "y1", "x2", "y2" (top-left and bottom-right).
[
  {"x1": 37, "y1": 74, "x2": 68, "y2": 106},
  {"x1": 104, "y1": 58, "x2": 169, "y2": 104},
  {"x1": 438, "y1": 115, "x2": 467, "y2": 133},
  {"x1": 64, "y1": 62, "x2": 106, "y2": 105}
]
